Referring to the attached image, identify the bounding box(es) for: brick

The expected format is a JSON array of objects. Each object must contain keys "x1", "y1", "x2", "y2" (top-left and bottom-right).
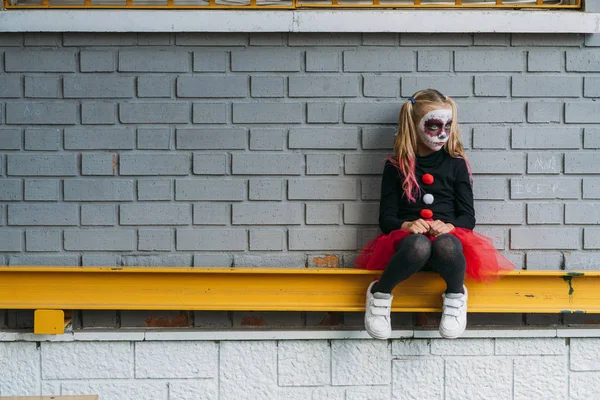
[
  {"x1": 512, "y1": 127, "x2": 581, "y2": 149},
  {"x1": 178, "y1": 76, "x2": 247, "y2": 98},
  {"x1": 565, "y1": 252, "x2": 600, "y2": 270},
  {"x1": 289, "y1": 33, "x2": 360, "y2": 46},
  {"x1": 177, "y1": 229, "x2": 246, "y2": 251},
  {"x1": 176, "y1": 179, "x2": 244, "y2": 201},
  {"x1": 233, "y1": 103, "x2": 302, "y2": 124},
  {"x1": 571, "y1": 338, "x2": 600, "y2": 371},
  {"x1": 135, "y1": 341, "x2": 217, "y2": 378},
  {"x1": 233, "y1": 203, "x2": 302, "y2": 225},
  {"x1": 120, "y1": 153, "x2": 190, "y2": 175},
  {"x1": 306, "y1": 51, "x2": 340, "y2": 72},
  {"x1": 307, "y1": 102, "x2": 340, "y2": 123},
  {"x1": 250, "y1": 33, "x2": 287, "y2": 46},
  {"x1": 120, "y1": 204, "x2": 190, "y2": 225},
  {"x1": 445, "y1": 358, "x2": 512, "y2": 399},
  {"x1": 402, "y1": 75, "x2": 472, "y2": 97},
  {"x1": 192, "y1": 103, "x2": 227, "y2": 124},
  {"x1": 64, "y1": 179, "x2": 134, "y2": 201},
  {"x1": 64, "y1": 32, "x2": 137, "y2": 46},
  {"x1": 82, "y1": 153, "x2": 115, "y2": 176},
  {"x1": 170, "y1": 380, "x2": 217, "y2": 400},
  {"x1": 193, "y1": 203, "x2": 229, "y2": 225},
  {"x1": 250, "y1": 129, "x2": 285, "y2": 151},
  {"x1": 345, "y1": 154, "x2": 388, "y2": 175},
  {"x1": 137, "y1": 127, "x2": 170, "y2": 150},
  {"x1": 527, "y1": 101, "x2": 561, "y2": 123},
  {"x1": 402, "y1": 33, "x2": 471, "y2": 46},
  {"x1": 431, "y1": 339, "x2": 493, "y2": 355},
  {"x1": 566, "y1": 203, "x2": 600, "y2": 224},
  {"x1": 0, "y1": 230, "x2": 22, "y2": 251},
  {"x1": 64, "y1": 76, "x2": 134, "y2": 98},
  {"x1": 249, "y1": 229, "x2": 284, "y2": 251},
  {"x1": 138, "y1": 179, "x2": 172, "y2": 201},
  {"x1": 512, "y1": 76, "x2": 581, "y2": 97},
  {"x1": 510, "y1": 178, "x2": 579, "y2": 199},
  {"x1": 570, "y1": 372, "x2": 600, "y2": 400},
  {"x1": 527, "y1": 203, "x2": 563, "y2": 225},
  {"x1": 193, "y1": 153, "x2": 227, "y2": 175},
  {"x1": 392, "y1": 359, "x2": 442, "y2": 399},
  {"x1": 8, "y1": 154, "x2": 77, "y2": 176},
  {"x1": 81, "y1": 310, "x2": 118, "y2": 328},
  {"x1": 176, "y1": 33, "x2": 247, "y2": 46},
  {"x1": 6, "y1": 102, "x2": 77, "y2": 125},
  {"x1": 0, "y1": 179, "x2": 22, "y2": 201},
  {"x1": 362, "y1": 75, "x2": 398, "y2": 98},
  {"x1": 8, "y1": 254, "x2": 79, "y2": 266},
  {"x1": 567, "y1": 50, "x2": 600, "y2": 71},
  {"x1": 391, "y1": 339, "x2": 430, "y2": 356},
  {"x1": 193, "y1": 310, "x2": 232, "y2": 328},
  {"x1": 306, "y1": 154, "x2": 341, "y2": 175},
  {"x1": 475, "y1": 202, "x2": 524, "y2": 225},
  {"x1": 24, "y1": 179, "x2": 59, "y2": 201},
  {"x1": 8, "y1": 204, "x2": 77, "y2": 226},
  {"x1": 306, "y1": 203, "x2": 340, "y2": 225},
  {"x1": 467, "y1": 152, "x2": 525, "y2": 174},
  {"x1": 81, "y1": 204, "x2": 115, "y2": 226},
  {"x1": 453, "y1": 101, "x2": 524, "y2": 123},
  {"x1": 24, "y1": 76, "x2": 61, "y2": 98},
  {"x1": 583, "y1": 179, "x2": 600, "y2": 199},
  {"x1": 119, "y1": 50, "x2": 189, "y2": 72},
  {"x1": 231, "y1": 49, "x2": 300, "y2": 72},
  {"x1": 360, "y1": 127, "x2": 394, "y2": 150},
  {"x1": 289, "y1": 228, "x2": 357, "y2": 250},
  {"x1": 0, "y1": 129, "x2": 21, "y2": 150},
  {"x1": 510, "y1": 228, "x2": 580, "y2": 250},
  {"x1": 121, "y1": 255, "x2": 192, "y2": 267},
  {"x1": 343, "y1": 102, "x2": 398, "y2": 124},
  {"x1": 249, "y1": 179, "x2": 282, "y2": 201},
  {"x1": 584, "y1": 77, "x2": 600, "y2": 97},
  {"x1": 289, "y1": 179, "x2": 356, "y2": 200},
  {"x1": 251, "y1": 76, "x2": 285, "y2": 98},
  {"x1": 193, "y1": 51, "x2": 227, "y2": 72},
  {"x1": 42, "y1": 342, "x2": 132, "y2": 379},
  {"x1": 331, "y1": 340, "x2": 390, "y2": 385},
  {"x1": 82, "y1": 102, "x2": 117, "y2": 125},
  {"x1": 495, "y1": 338, "x2": 567, "y2": 355},
  {"x1": 80, "y1": 51, "x2": 116, "y2": 72},
  {"x1": 473, "y1": 177, "x2": 506, "y2": 200},
  {"x1": 82, "y1": 254, "x2": 121, "y2": 267},
  {"x1": 513, "y1": 33, "x2": 581, "y2": 46},
  {"x1": 0, "y1": 342, "x2": 40, "y2": 396},
  {"x1": 361, "y1": 178, "x2": 381, "y2": 200},
  {"x1": 177, "y1": 128, "x2": 245, "y2": 150},
  {"x1": 474, "y1": 76, "x2": 509, "y2": 97},
  {"x1": 0, "y1": 33, "x2": 23, "y2": 46},
  {"x1": 25, "y1": 229, "x2": 59, "y2": 252},
  {"x1": 343, "y1": 49, "x2": 413, "y2": 72},
  {"x1": 278, "y1": 341, "x2": 330, "y2": 386},
  {"x1": 232, "y1": 154, "x2": 303, "y2": 175},
  {"x1": 527, "y1": 152, "x2": 562, "y2": 174},
  {"x1": 528, "y1": 50, "x2": 562, "y2": 72},
  {"x1": 289, "y1": 76, "x2": 359, "y2": 97},
  {"x1": 0, "y1": 77, "x2": 22, "y2": 98},
  {"x1": 455, "y1": 50, "x2": 524, "y2": 71},
  {"x1": 5, "y1": 50, "x2": 76, "y2": 72},
  {"x1": 23, "y1": 33, "x2": 60, "y2": 46},
  {"x1": 343, "y1": 203, "x2": 377, "y2": 225},
  {"x1": 362, "y1": 33, "x2": 398, "y2": 46},
  {"x1": 417, "y1": 50, "x2": 451, "y2": 72},
  {"x1": 289, "y1": 128, "x2": 358, "y2": 149},
  {"x1": 472, "y1": 127, "x2": 508, "y2": 149},
  {"x1": 137, "y1": 76, "x2": 171, "y2": 98},
  {"x1": 526, "y1": 251, "x2": 563, "y2": 270},
  {"x1": 119, "y1": 103, "x2": 189, "y2": 124},
  {"x1": 514, "y1": 357, "x2": 568, "y2": 400},
  {"x1": 24, "y1": 128, "x2": 60, "y2": 151},
  {"x1": 566, "y1": 102, "x2": 600, "y2": 123},
  {"x1": 565, "y1": 152, "x2": 600, "y2": 174},
  {"x1": 194, "y1": 254, "x2": 233, "y2": 267},
  {"x1": 137, "y1": 33, "x2": 171, "y2": 46}
]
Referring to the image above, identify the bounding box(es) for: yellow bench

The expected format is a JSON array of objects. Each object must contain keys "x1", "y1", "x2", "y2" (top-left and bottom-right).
[{"x1": 0, "y1": 267, "x2": 597, "y2": 334}]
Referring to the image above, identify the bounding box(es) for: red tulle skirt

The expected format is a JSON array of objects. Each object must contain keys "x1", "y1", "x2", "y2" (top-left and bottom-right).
[{"x1": 354, "y1": 228, "x2": 515, "y2": 282}]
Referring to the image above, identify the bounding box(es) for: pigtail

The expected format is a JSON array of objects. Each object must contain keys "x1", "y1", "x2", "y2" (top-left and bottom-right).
[{"x1": 391, "y1": 99, "x2": 420, "y2": 202}]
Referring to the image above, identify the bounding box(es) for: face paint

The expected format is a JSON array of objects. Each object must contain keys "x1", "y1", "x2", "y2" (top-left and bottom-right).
[{"x1": 417, "y1": 108, "x2": 453, "y2": 152}]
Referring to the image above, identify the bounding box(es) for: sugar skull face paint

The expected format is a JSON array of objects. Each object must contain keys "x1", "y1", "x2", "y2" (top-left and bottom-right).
[{"x1": 417, "y1": 108, "x2": 453, "y2": 151}]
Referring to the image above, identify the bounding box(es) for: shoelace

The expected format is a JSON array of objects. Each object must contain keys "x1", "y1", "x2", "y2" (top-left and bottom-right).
[
  {"x1": 370, "y1": 298, "x2": 392, "y2": 316},
  {"x1": 442, "y1": 297, "x2": 464, "y2": 318}
]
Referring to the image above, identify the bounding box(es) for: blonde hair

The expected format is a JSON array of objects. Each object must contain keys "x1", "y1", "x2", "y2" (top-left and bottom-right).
[{"x1": 391, "y1": 89, "x2": 470, "y2": 202}]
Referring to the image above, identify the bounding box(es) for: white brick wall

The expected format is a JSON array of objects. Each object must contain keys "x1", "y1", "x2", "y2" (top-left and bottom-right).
[{"x1": 1, "y1": 337, "x2": 598, "y2": 399}]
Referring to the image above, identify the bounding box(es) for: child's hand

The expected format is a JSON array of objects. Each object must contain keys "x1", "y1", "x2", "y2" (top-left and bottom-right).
[
  {"x1": 428, "y1": 220, "x2": 455, "y2": 237},
  {"x1": 401, "y1": 219, "x2": 431, "y2": 234}
]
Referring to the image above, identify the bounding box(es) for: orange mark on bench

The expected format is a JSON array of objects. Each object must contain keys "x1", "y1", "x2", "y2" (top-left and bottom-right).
[{"x1": 312, "y1": 255, "x2": 340, "y2": 268}]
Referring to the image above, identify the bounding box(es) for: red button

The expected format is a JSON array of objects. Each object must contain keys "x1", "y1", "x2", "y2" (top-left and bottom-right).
[
  {"x1": 422, "y1": 174, "x2": 434, "y2": 185},
  {"x1": 420, "y1": 209, "x2": 433, "y2": 219}
]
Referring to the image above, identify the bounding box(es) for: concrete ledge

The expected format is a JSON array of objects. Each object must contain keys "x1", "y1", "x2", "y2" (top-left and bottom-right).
[{"x1": 0, "y1": 10, "x2": 599, "y2": 33}]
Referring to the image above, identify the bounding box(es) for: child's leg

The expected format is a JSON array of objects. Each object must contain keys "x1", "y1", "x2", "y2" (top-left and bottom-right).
[
  {"x1": 371, "y1": 234, "x2": 432, "y2": 294},
  {"x1": 430, "y1": 234, "x2": 466, "y2": 294}
]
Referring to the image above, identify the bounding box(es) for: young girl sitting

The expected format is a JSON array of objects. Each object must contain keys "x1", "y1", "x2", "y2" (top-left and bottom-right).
[{"x1": 355, "y1": 89, "x2": 514, "y2": 340}]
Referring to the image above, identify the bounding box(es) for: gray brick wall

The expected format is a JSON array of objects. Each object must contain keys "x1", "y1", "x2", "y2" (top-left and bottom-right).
[{"x1": 0, "y1": 32, "x2": 598, "y2": 274}]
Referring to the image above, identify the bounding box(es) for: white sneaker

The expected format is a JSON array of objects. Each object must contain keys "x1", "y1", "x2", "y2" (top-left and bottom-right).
[
  {"x1": 439, "y1": 285, "x2": 468, "y2": 339},
  {"x1": 364, "y1": 281, "x2": 393, "y2": 340}
]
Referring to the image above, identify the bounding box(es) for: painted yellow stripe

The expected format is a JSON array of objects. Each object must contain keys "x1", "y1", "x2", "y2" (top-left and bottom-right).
[{"x1": 0, "y1": 267, "x2": 597, "y2": 314}]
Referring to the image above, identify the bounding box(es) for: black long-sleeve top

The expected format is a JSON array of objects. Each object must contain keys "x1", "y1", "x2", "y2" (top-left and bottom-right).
[{"x1": 379, "y1": 149, "x2": 476, "y2": 234}]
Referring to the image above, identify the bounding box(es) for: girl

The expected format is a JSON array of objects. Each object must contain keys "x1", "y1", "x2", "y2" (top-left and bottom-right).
[{"x1": 355, "y1": 89, "x2": 514, "y2": 340}]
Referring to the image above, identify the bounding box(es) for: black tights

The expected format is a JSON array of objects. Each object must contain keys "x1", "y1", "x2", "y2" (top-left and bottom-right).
[{"x1": 371, "y1": 234, "x2": 466, "y2": 295}]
